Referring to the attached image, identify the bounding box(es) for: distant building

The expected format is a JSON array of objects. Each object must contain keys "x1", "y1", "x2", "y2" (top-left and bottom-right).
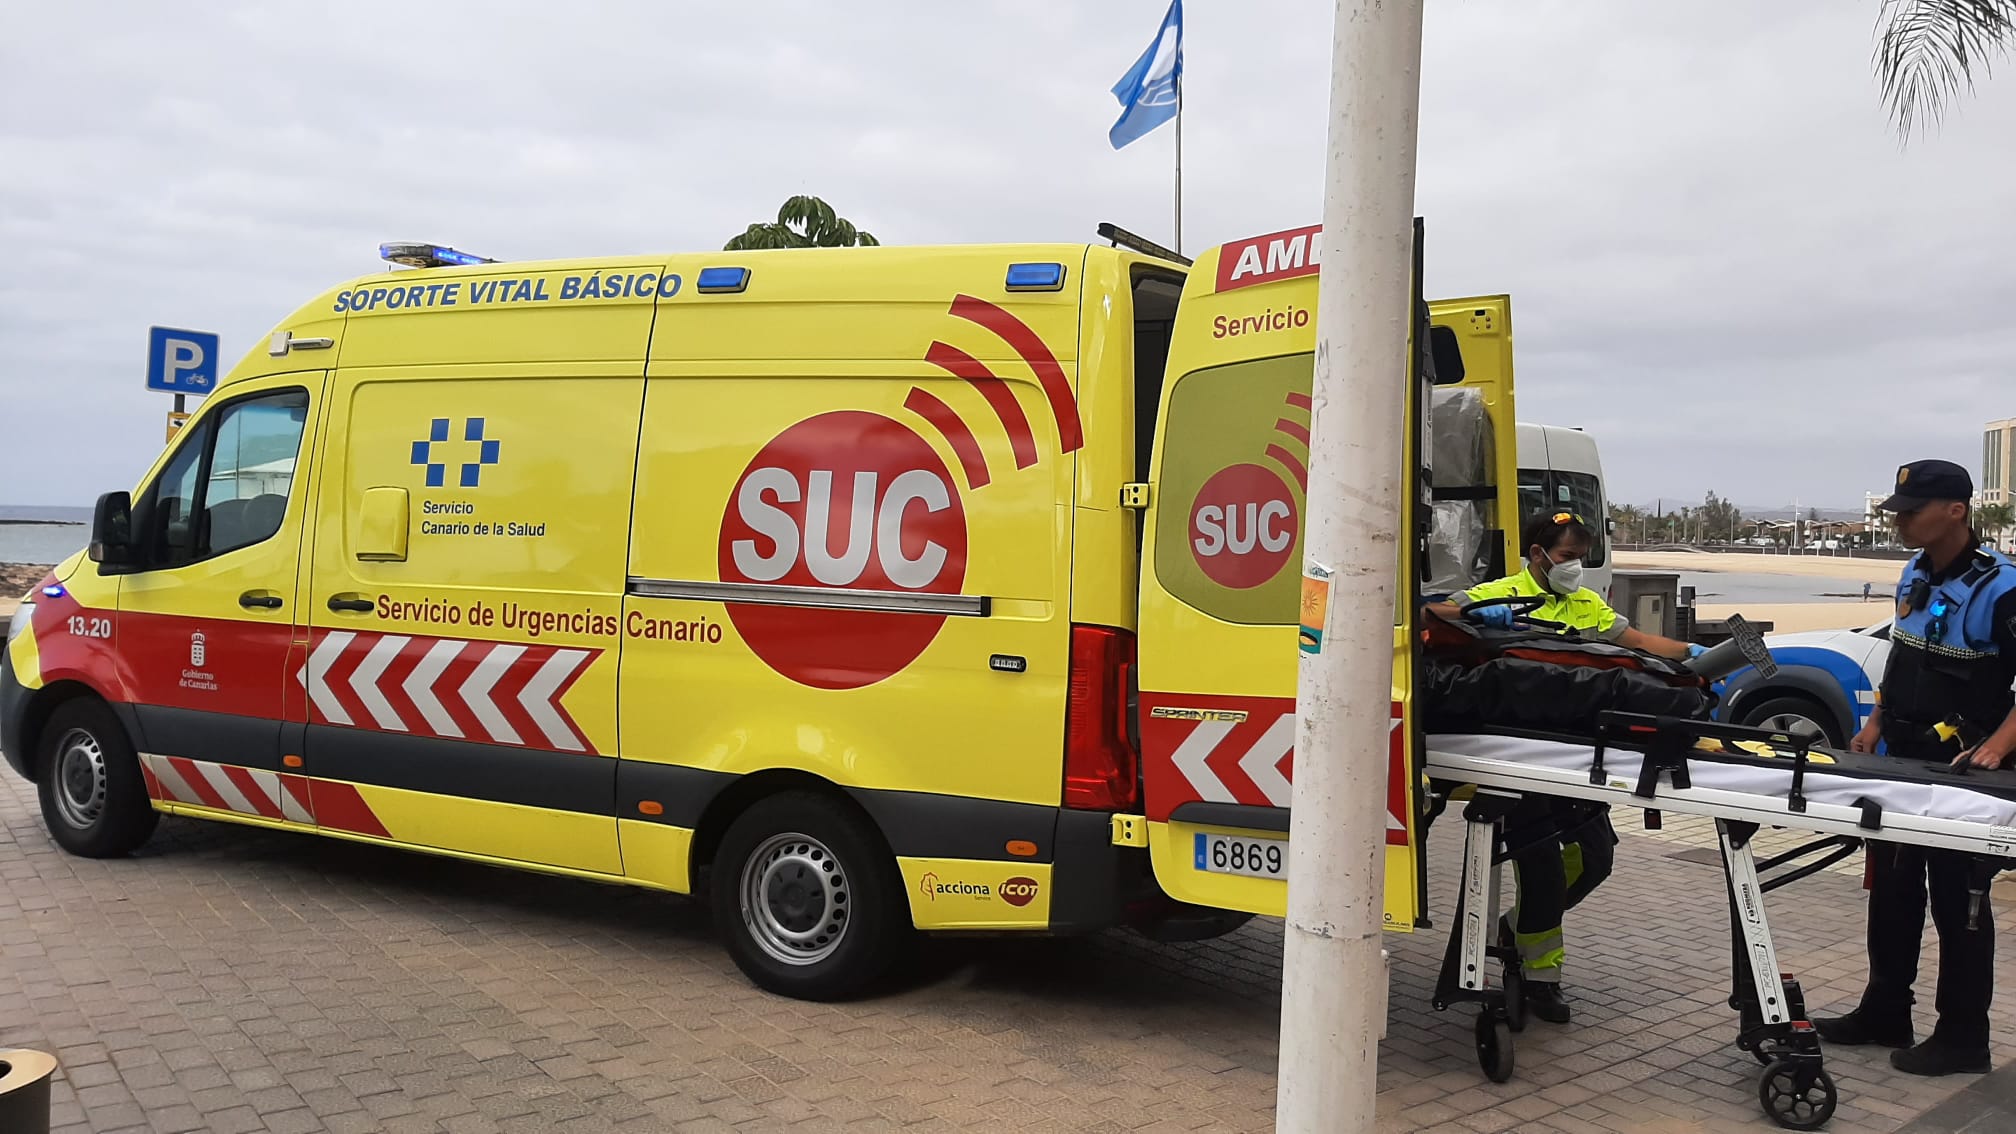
[{"x1": 1987, "y1": 417, "x2": 2016, "y2": 506}]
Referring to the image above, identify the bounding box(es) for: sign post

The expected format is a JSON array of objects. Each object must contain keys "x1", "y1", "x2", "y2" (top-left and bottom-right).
[{"x1": 147, "y1": 326, "x2": 219, "y2": 440}]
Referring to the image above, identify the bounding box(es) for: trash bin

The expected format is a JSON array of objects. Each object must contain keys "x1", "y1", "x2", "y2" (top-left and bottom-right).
[{"x1": 0, "y1": 1049, "x2": 57, "y2": 1134}]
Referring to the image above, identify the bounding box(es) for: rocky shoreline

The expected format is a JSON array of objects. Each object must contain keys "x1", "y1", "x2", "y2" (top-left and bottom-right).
[{"x1": 3, "y1": 562, "x2": 53, "y2": 597}]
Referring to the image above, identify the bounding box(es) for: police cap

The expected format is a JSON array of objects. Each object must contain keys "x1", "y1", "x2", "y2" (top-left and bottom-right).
[{"x1": 1878, "y1": 459, "x2": 1974, "y2": 512}]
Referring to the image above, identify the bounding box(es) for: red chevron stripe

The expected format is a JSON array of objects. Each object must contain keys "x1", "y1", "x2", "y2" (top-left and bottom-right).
[
  {"x1": 925, "y1": 341, "x2": 1037, "y2": 469},
  {"x1": 903, "y1": 386, "x2": 991, "y2": 488},
  {"x1": 323, "y1": 634, "x2": 374, "y2": 726},
  {"x1": 544, "y1": 651, "x2": 594, "y2": 751},
  {"x1": 1285, "y1": 392, "x2": 1313, "y2": 411},
  {"x1": 220, "y1": 764, "x2": 283, "y2": 819},
  {"x1": 281, "y1": 775, "x2": 314, "y2": 819},
  {"x1": 311, "y1": 781, "x2": 390, "y2": 838},
  {"x1": 949, "y1": 294, "x2": 1083, "y2": 454},
  {"x1": 434, "y1": 643, "x2": 494, "y2": 742},
  {"x1": 489, "y1": 650, "x2": 547, "y2": 748},
  {"x1": 169, "y1": 757, "x2": 231, "y2": 810}
]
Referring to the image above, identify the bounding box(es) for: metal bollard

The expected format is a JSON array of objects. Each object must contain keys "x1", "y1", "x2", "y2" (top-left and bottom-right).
[{"x1": 0, "y1": 1049, "x2": 57, "y2": 1134}]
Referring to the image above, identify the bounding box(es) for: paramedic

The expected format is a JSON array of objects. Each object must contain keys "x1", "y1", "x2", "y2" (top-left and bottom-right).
[
  {"x1": 1816, "y1": 459, "x2": 2016, "y2": 1076},
  {"x1": 1427, "y1": 511, "x2": 1701, "y2": 1023}
]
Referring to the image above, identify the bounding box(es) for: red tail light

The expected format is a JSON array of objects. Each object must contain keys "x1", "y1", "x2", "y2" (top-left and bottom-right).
[{"x1": 1065, "y1": 624, "x2": 1139, "y2": 811}]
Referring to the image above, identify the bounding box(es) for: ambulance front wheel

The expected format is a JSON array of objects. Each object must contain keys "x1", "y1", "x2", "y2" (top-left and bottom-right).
[
  {"x1": 712, "y1": 792, "x2": 910, "y2": 1001},
  {"x1": 35, "y1": 698, "x2": 158, "y2": 859}
]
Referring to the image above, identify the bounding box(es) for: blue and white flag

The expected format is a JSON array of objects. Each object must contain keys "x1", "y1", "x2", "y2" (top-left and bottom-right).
[{"x1": 1108, "y1": 0, "x2": 1183, "y2": 150}]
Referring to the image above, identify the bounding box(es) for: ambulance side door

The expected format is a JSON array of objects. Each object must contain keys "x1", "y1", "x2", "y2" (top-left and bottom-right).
[
  {"x1": 114, "y1": 373, "x2": 324, "y2": 822},
  {"x1": 301, "y1": 364, "x2": 641, "y2": 873}
]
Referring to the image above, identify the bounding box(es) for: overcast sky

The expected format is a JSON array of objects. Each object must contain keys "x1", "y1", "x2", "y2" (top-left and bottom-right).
[{"x1": 3, "y1": 1, "x2": 2011, "y2": 512}]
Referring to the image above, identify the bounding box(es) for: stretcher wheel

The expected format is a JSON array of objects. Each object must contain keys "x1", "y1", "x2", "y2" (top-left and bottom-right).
[
  {"x1": 1474, "y1": 1011, "x2": 1514, "y2": 1084},
  {"x1": 1501, "y1": 961, "x2": 1528, "y2": 1033},
  {"x1": 1758, "y1": 1059, "x2": 1835, "y2": 1130}
]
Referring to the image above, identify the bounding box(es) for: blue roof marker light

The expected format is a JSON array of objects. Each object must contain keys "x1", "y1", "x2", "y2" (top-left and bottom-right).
[
  {"x1": 379, "y1": 242, "x2": 495, "y2": 269},
  {"x1": 1005, "y1": 262, "x2": 1067, "y2": 292},
  {"x1": 696, "y1": 267, "x2": 751, "y2": 294}
]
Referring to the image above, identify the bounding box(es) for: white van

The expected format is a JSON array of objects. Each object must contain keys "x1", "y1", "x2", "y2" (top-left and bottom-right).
[{"x1": 1515, "y1": 423, "x2": 1609, "y2": 599}]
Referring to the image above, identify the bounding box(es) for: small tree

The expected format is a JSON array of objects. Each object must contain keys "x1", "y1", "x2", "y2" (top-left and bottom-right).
[
  {"x1": 725, "y1": 195, "x2": 880, "y2": 250},
  {"x1": 1876, "y1": 0, "x2": 2016, "y2": 138}
]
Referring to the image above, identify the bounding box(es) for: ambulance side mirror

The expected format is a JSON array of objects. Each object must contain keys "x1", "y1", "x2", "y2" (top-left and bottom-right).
[
  {"x1": 88, "y1": 491, "x2": 136, "y2": 573},
  {"x1": 1428, "y1": 325, "x2": 1466, "y2": 385}
]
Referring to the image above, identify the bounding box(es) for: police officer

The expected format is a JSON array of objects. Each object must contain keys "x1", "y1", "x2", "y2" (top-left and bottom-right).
[
  {"x1": 1428, "y1": 511, "x2": 1700, "y2": 1023},
  {"x1": 1815, "y1": 459, "x2": 2016, "y2": 1076}
]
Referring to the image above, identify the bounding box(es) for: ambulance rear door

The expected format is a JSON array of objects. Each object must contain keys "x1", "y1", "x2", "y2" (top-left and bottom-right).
[{"x1": 1134, "y1": 221, "x2": 1519, "y2": 928}]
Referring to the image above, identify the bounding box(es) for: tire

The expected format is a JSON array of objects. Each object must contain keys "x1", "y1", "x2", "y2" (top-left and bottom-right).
[
  {"x1": 36, "y1": 699, "x2": 159, "y2": 858},
  {"x1": 1738, "y1": 695, "x2": 1845, "y2": 750},
  {"x1": 710, "y1": 791, "x2": 910, "y2": 1001}
]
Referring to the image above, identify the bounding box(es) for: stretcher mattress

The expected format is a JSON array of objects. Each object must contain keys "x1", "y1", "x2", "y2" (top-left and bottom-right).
[{"x1": 1425, "y1": 732, "x2": 2016, "y2": 855}]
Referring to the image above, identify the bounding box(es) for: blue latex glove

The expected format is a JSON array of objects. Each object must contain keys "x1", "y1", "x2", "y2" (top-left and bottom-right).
[
  {"x1": 1473, "y1": 604, "x2": 1515, "y2": 629},
  {"x1": 1687, "y1": 643, "x2": 1708, "y2": 658}
]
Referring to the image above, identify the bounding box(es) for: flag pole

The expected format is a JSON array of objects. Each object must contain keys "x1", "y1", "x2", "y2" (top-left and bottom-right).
[{"x1": 1173, "y1": 70, "x2": 1183, "y2": 255}]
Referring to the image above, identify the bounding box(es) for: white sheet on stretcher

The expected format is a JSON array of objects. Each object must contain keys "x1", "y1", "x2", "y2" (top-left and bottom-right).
[{"x1": 1426, "y1": 732, "x2": 2016, "y2": 830}]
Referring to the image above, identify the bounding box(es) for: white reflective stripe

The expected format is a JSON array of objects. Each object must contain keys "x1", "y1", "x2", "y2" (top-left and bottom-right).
[
  {"x1": 1856, "y1": 690, "x2": 1880, "y2": 704},
  {"x1": 141, "y1": 750, "x2": 201, "y2": 803},
  {"x1": 201, "y1": 764, "x2": 262, "y2": 815},
  {"x1": 405, "y1": 639, "x2": 466, "y2": 738},
  {"x1": 461, "y1": 645, "x2": 525, "y2": 745},
  {"x1": 141, "y1": 753, "x2": 198, "y2": 805},
  {"x1": 1170, "y1": 719, "x2": 1238, "y2": 804},
  {"x1": 349, "y1": 634, "x2": 410, "y2": 731},
  {"x1": 307, "y1": 632, "x2": 356, "y2": 726},
  {"x1": 1236, "y1": 714, "x2": 1296, "y2": 808},
  {"x1": 276, "y1": 776, "x2": 314, "y2": 824},
  {"x1": 242, "y1": 767, "x2": 292, "y2": 819},
  {"x1": 519, "y1": 649, "x2": 588, "y2": 751}
]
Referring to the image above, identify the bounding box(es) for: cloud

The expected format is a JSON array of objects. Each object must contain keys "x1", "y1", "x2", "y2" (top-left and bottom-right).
[{"x1": 1, "y1": 0, "x2": 2010, "y2": 511}]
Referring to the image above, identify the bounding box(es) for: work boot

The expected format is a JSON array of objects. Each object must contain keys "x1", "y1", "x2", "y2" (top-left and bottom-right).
[
  {"x1": 1890, "y1": 1036, "x2": 1990, "y2": 1077},
  {"x1": 1812, "y1": 1009, "x2": 1914, "y2": 1049},
  {"x1": 1525, "y1": 981, "x2": 1571, "y2": 1024}
]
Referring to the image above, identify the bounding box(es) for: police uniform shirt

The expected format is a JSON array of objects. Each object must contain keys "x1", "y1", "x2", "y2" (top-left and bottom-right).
[{"x1": 1881, "y1": 545, "x2": 2016, "y2": 747}]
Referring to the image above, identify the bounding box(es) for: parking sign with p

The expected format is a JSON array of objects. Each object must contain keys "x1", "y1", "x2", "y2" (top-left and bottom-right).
[{"x1": 146, "y1": 326, "x2": 220, "y2": 394}]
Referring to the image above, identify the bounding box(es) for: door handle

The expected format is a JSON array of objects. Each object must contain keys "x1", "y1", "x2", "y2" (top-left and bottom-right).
[
  {"x1": 327, "y1": 595, "x2": 375, "y2": 614},
  {"x1": 238, "y1": 591, "x2": 284, "y2": 610}
]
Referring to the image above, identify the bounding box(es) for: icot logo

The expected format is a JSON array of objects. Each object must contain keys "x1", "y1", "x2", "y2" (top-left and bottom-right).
[
  {"x1": 719, "y1": 295, "x2": 1082, "y2": 691},
  {"x1": 999, "y1": 876, "x2": 1040, "y2": 907}
]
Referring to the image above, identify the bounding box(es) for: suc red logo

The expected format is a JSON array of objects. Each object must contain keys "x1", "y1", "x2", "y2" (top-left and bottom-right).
[
  {"x1": 1188, "y1": 462, "x2": 1299, "y2": 590},
  {"x1": 719, "y1": 411, "x2": 968, "y2": 690}
]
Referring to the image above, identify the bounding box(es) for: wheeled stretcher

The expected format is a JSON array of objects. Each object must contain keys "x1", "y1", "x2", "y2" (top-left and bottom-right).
[{"x1": 1421, "y1": 712, "x2": 2016, "y2": 1130}]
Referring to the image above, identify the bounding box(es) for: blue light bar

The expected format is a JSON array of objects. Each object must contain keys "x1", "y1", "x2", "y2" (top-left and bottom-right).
[
  {"x1": 41, "y1": 584, "x2": 66, "y2": 598},
  {"x1": 696, "y1": 266, "x2": 751, "y2": 294},
  {"x1": 379, "y1": 242, "x2": 495, "y2": 269},
  {"x1": 1005, "y1": 262, "x2": 1067, "y2": 292}
]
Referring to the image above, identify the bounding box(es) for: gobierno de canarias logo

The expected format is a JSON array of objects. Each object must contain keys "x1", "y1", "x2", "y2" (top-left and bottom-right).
[{"x1": 718, "y1": 294, "x2": 1081, "y2": 690}]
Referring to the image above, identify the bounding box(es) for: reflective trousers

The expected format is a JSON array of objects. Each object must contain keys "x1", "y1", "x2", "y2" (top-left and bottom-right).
[{"x1": 1507, "y1": 796, "x2": 1617, "y2": 984}]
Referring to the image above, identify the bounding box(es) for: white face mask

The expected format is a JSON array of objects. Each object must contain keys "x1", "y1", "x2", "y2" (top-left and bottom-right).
[{"x1": 1544, "y1": 558, "x2": 1584, "y2": 594}]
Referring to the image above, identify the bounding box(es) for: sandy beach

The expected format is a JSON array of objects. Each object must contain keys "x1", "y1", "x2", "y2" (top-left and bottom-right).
[{"x1": 1616, "y1": 550, "x2": 1902, "y2": 633}]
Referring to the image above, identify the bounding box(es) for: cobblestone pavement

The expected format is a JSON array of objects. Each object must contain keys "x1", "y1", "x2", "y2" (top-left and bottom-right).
[{"x1": 4, "y1": 771, "x2": 2015, "y2": 1132}]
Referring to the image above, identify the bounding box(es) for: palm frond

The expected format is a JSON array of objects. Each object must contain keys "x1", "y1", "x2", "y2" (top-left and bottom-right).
[{"x1": 1876, "y1": 0, "x2": 2016, "y2": 139}]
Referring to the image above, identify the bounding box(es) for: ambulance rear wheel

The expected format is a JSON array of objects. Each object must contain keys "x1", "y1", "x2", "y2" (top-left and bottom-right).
[
  {"x1": 713, "y1": 792, "x2": 908, "y2": 1001},
  {"x1": 36, "y1": 699, "x2": 158, "y2": 859}
]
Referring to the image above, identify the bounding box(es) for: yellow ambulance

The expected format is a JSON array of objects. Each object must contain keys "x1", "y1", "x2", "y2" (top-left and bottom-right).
[{"x1": 2, "y1": 226, "x2": 1516, "y2": 999}]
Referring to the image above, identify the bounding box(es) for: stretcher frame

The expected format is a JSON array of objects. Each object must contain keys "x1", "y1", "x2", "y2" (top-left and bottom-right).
[{"x1": 1420, "y1": 712, "x2": 2016, "y2": 1131}]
